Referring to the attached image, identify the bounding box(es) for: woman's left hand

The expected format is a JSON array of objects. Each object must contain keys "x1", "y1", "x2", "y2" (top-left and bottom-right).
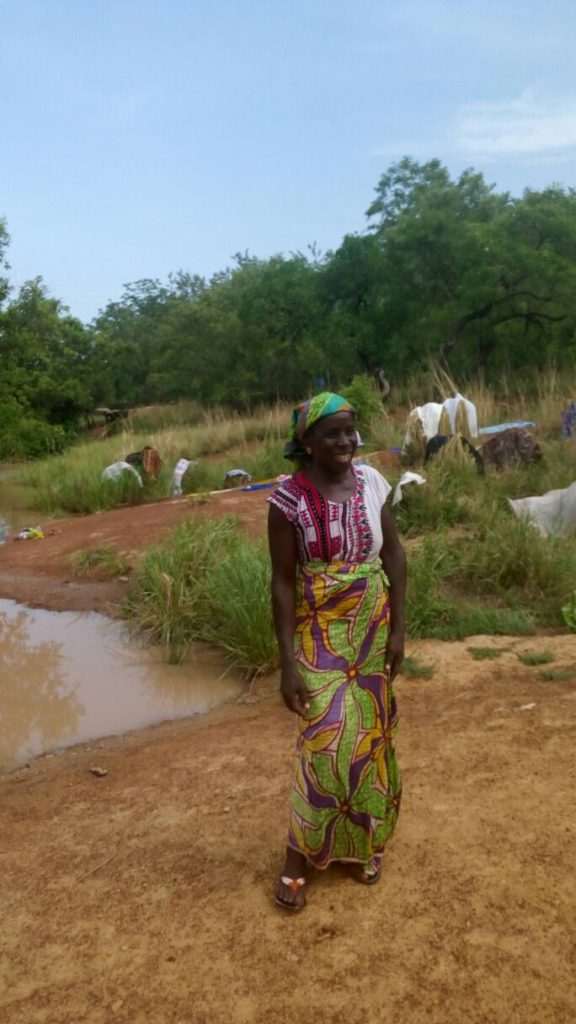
[{"x1": 385, "y1": 630, "x2": 404, "y2": 681}]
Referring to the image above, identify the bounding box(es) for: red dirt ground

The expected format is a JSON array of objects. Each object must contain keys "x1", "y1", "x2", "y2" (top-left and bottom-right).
[
  {"x1": 1, "y1": 486, "x2": 575, "y2": 1023},
  {"x1": 0, "y1": 488, "x2": 270, "y2": 613}
]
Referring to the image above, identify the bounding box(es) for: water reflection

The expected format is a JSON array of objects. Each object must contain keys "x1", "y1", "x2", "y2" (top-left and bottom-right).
[
  {"x1": 0, "y1": 600, "x2": 242, "y2": 770},
  {"x1": 0, "y1": 607, "x2": 81, "y2": 765}
]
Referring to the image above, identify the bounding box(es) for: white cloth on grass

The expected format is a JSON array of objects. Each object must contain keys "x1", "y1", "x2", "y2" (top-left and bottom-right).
[
  {"x1": 392, "y1": 471, "x2": 426, "y2": 506},
  {"x1": 509, "y1": 481, "x2": 576, "y2": 537},
  {"x1": 101, "y1": 461, "x2": 143, "y2": 485},
  {"x1": 172, "y1": 458, "x2": 197, "y2": 496}
]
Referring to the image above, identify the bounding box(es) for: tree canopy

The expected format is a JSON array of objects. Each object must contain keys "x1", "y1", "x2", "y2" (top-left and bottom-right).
[{"x1": 1, "y1": 158, "x2": 576, "y2": 454}]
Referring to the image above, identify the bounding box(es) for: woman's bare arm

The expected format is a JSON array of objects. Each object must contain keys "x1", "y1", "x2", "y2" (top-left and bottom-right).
[
  {"x1": 380, "y1": 504, "x2": 407, "y2": 680},
  {"x1": 268, "y1": 504, "x2": 309, "y2": 714}
]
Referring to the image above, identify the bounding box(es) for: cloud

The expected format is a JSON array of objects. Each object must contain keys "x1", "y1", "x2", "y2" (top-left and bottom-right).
[{"x1": 454, "y1": 91, "x2": 576, "y2": 159}]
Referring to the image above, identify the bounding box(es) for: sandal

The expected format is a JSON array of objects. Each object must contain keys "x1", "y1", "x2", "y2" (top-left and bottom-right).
[
  {"x1": 275, "y1": 875, "x2": 307, "y2": 911},
  {"x1": 354, "y1": 857, "x2": 382, "y2": 886}
]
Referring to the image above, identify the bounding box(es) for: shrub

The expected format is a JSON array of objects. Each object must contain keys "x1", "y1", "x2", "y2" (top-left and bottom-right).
[
  {"x1": 341, "y1": 375, "x2": 384, "y2": 429},
  {"x1": 124, "y1": 517, "x2": 276, "y2": 675},
  {"x1": 70, "y1": 545, "x2": 131, "y2": 577},
  {"x1": 0, "y1": 405, "x2": 67, "y2": 460}
]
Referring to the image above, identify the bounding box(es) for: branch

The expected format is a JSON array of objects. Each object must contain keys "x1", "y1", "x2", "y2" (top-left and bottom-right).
[
  {"x1": 439, "y1": 291, "x2": 562, "y2": 366},
  {"x1": 470, "y1": 310, "x2": 567, "y2": 372},
  {"x1": 493, "y1": 311, "x2": 566, "y2": 328},
  {"x1": 439, "y1": 302, "x2": 495, "y2": 364}
]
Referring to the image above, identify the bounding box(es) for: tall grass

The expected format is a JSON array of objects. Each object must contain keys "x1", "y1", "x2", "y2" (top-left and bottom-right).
[
  {"x1": 128, "y1": 401, "x2": 203, "y2": 431},
  {"x1": 124, "y1": 517, "x2": 277, "y2": 676},
  {"x1": 403, "y1": 534, "x2": 537, "y2": 639},
  {"x1": 450, "y1": 518, "x2": 576, "y2": 625},
  {"x1": 19, "y1": 405, "x2": 292, "y2": 515}
]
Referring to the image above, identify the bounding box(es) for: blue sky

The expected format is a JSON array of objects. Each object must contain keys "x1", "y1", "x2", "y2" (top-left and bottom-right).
[{"x1": 2, "y1": 0, "x2": 576, "y2": 323}]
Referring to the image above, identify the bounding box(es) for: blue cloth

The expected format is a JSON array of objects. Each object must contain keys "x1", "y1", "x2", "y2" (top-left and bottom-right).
[{"x1": 478, "y1": 421, "x2": 535, "y2": 436}]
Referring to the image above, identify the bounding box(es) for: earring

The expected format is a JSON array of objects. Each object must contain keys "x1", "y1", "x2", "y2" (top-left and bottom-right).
[{"x1": 306, "y1": 446, "x2": 312, "y2": 455}]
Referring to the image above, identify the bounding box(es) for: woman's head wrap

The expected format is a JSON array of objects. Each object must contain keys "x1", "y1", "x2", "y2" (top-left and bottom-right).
[{"x1": 283, "y1": 391, "x2": 355, "y2": 461}]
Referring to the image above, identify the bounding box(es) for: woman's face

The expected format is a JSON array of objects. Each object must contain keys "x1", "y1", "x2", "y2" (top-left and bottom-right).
[{"x1": 307, "y1": 411, "x2": 358, "y2": 473}]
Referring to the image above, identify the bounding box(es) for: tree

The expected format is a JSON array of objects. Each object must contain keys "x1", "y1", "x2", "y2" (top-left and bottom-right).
[
  {"x1": 0, "y1": 278, "x2": 93, "y2": 424},
  {"x1": 326, "y1": 158, "x2": 576, "y2": 381}
]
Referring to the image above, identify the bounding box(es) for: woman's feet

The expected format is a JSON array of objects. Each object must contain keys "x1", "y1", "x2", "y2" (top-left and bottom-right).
[
  {"x1": 275, "y1": 847, "x2": 308, "y2": 911},
  {"x1": 354, "y1": 855, "x2": 382, "y2": 885}
]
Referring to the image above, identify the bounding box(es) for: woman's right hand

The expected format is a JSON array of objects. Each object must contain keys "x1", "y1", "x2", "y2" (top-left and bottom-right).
[{"x1": 280, "y1": 663, "x2": 310, "y2": 716}]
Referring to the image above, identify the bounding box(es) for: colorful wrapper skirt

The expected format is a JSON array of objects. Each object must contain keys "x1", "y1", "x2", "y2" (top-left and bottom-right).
[{"x1": 288, "y1": 559, "x2": 401, "y2": 869}]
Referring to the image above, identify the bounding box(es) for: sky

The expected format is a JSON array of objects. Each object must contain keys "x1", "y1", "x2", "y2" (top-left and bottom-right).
[{"x1": 2, "y1": 0, "x2": 576, "y2": 323}]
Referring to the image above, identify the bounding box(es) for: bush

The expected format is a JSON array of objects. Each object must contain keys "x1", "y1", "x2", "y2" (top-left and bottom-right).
[
  {"x1": 0, "y1": 405, "x2": 67, "y2": 460},
  {"x1": 341, "y1": 374, "x2": 383, "y2": 429},
  {"x1": 125, "y1": 517, "x2": 277, "y2": 675}
]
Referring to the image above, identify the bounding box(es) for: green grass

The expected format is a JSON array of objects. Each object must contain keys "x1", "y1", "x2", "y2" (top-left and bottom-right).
[
  {"x1": 450, "y1": 518, "x2": 576, "y2": 627},
  {"x1": 405, "y1": 533, "x2": 536, "y2": 640},
  {"x1": 467, "y1": 646, "x2": 510, "y2": 660},
  {"x1": 400, "y1": 657, "x2": 435, "y2": 679},
  {"x1": 517, "y1": 650, "x2": 555, "y2": 666},
  {"x1": 124, "y1": 517, "x2": 277, "y2": 676},
  {"x1": 394, "y1": 461, "x2": 484, "y2": 536},
  {"x1": 17, "y1": 406, "x2": 291, "y2": 515},
  {"x1": 13, "y1": 376, "x2": 576, "y2": 668},
  {"x1": 538, "y1": 667, "x2": 575, "y2": 682},
  {"x1": 70, "y1": 545, "x2": 131, "y2": 577}
]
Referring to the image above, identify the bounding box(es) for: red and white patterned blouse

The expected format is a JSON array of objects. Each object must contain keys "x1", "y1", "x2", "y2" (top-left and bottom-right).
[{"x1": 268, "y1": 464, "x2": 391, "y2": 566}]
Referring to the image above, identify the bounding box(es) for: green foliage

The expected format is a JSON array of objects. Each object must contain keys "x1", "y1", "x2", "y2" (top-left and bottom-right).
[
  {"x1": 467, "y1": 646, "x2": 509, "y2": 660},
  {"x1": 18, "y1": 408, "x2": 289, "y2": 515},
  {"x1": 538, "y1": 667, "x2": 575, "y2": 682},
  {"x1": 340, "y1": 374, "x2": 383, "y2": 429},
  {"x1": 0, "y1": 404, "x2": 67, "y2": 460},
  {"x1": 197, "y1": 538, "x2": 277, "y2": 673},
  {"x1": 517, "y1": 650, "x2": 554, "y2": 666},
  {"x1": 4, "y1": 160, "x2": 576, "y2": 451},
  {"x1": 70, "y1": 545, "x2": 131, "y2": 577},
  {"x1": 19, "y1": 441, "x2": 163, "y2": 516},
  {"x1": 363, "y1": 159, "x2": 576, "y2": 381},
  {"x1": 451, "y1": 517, "x2": 576, "y2": 625},
  {"x1": 125, "y1": 518, "x2": 276, "y2": 675},
  {"x1": 128, "y1": 401, "x2": 203, "y2": 432},
  {"x1": 403, "y1": 533, "x2": 531, "y2": 640},
  {"x1": 0, "y1": 216, "x2": 10, "y2": 306},
  {"x1": 561, "y1": 593, "x2": 576, "y2": 632},
  {"x1": 395, "y1": 460, "x2": 485, "y2": 536}
]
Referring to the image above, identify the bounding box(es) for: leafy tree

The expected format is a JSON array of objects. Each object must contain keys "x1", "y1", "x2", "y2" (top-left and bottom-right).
[
  {"x1": 326, "y1": 157, "x2": 576, "y2": 382},
  {"x1": 0, "y1": 277, "x2": 93, "y2": 426}
]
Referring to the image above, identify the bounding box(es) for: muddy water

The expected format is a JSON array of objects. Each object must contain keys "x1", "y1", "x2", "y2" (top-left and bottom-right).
[{"x1": 0, "y1": 599, "x2": 243, "y2": 771}]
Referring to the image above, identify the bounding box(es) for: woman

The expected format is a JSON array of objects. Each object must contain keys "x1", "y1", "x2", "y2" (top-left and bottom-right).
[{"x1": 268, "y1": 392, "x2": 406, "y2": 911}]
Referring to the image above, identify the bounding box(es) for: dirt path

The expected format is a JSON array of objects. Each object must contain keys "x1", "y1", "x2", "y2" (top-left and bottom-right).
[
  {"x1": 2, "y1": 635, "x2": 575, "y2": 1023},
  {"x1": 1, "y1": 496, "x2": 576, "y2": 1022},
  {"x1": 0, "y1": 488, "x2": 270, "y2": 612}
]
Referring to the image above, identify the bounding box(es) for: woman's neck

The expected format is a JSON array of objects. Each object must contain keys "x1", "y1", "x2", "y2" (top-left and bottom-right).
[{"x1": 300, "y1": 463, "x2": 356, "y2": 499}]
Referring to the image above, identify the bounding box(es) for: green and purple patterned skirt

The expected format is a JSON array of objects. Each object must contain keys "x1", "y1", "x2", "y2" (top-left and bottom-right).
[{"x1": 288, "y1": 559, "x2": 401, "y2": 868}]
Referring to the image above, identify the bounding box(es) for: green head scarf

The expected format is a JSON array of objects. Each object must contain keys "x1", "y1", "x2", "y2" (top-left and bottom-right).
[{"x1": 283, "y1": 391, "x2": 355, "y2": 461}]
